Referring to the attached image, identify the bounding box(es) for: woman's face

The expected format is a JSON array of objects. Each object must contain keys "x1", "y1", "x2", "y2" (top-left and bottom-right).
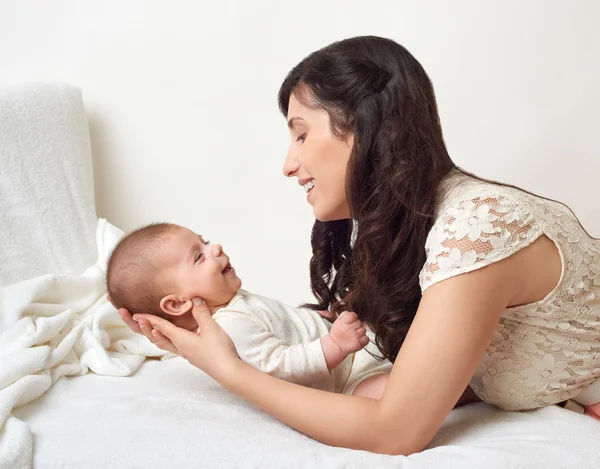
[{"x1": 283, "y1": 93, "x2": 354, "y2": 221}]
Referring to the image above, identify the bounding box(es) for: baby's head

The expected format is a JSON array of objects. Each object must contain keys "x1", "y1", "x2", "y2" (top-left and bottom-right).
[{"x1": 106, "y1": 223, "x2": 242, "y2": 327}]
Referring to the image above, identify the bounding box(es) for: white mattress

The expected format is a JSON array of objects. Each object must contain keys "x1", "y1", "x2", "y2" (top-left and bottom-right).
[
  {"x1": 3, "y1": 82, "x2": 599, "y2": 469},
  {"x1": 10, "y1": 357, "x2": 599, "y2": 469}
]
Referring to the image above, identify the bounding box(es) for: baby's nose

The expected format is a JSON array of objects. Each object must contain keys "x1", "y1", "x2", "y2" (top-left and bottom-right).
[{"x1": 211, "y1": 244, "x2": 223, "y2": 256}]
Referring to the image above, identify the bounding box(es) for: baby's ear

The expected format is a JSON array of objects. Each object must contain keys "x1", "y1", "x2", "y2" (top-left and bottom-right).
[{"x1": 160, "y1": 294, "x2": 193, "y2": 316}]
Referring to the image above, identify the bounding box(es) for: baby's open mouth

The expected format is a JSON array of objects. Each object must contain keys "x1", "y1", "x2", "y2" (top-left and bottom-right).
[{"x1": 222, "y1": 263, "x2": 233, "y2": 274}]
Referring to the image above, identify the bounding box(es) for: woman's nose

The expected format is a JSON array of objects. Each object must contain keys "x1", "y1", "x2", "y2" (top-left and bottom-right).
[{"x1": 283, "y1": 148, "x2": 300, "y2": 177}]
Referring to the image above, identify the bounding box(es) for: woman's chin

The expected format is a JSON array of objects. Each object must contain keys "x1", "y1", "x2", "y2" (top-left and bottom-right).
[{"x1": 313, "y1": 205, "x2": 352, "y2": 222}]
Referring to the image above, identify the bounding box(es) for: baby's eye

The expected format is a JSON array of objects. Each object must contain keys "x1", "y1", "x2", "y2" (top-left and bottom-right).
[{"x1": 195, "y1": 253, "x2": 204, "y2": 263}]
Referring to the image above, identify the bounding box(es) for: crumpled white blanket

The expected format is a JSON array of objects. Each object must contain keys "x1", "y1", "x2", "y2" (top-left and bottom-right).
[{"x1": 0, "y1": 219, "x2": 171, "y2": 469}]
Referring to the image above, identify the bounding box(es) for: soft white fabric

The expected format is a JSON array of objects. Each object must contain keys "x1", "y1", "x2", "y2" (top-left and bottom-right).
[
  {"x1": 215, "y1": 291, "x2": 392, "y2": 393},
  {"x1": 11, "y1": 358, "x2": 600, "y2": 469},
  {"x1": 0, "y1": 219, "x2": 170, "y2": 469},
  {"x1": 0, "y1": 83, "x2": 97, "y2": 287},
  {"x1": 420, "y1": 170, "x2": 600, "y2": 410}
]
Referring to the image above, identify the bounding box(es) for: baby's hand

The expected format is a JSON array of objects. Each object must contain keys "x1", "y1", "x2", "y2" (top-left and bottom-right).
[{"x1": 329, "y1": 311, "x2": 369, "y2": 355}]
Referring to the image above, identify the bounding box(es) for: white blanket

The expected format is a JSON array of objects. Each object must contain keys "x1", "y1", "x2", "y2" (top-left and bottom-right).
[{"x1": 0, "y1": 219, "x2": 170, "y2": 469}]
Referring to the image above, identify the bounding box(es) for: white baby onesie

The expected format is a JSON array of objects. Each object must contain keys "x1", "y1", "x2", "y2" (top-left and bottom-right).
[{"x1": 213, "y1": 290, "x2": 391, "y2": 394}]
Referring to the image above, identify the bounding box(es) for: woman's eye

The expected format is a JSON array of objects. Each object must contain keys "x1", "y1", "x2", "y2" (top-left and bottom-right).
[{"x1": 296, "y1": 134, "x2": 306, "y2": 143}]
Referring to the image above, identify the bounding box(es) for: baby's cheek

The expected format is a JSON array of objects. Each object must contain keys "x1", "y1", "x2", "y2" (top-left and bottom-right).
[
  {"x1": 198, "y1": 276, "x2": 223, "y2": 302},
  {"x1": 195, "y1": 281, "x2": 214, "y2": 301}
]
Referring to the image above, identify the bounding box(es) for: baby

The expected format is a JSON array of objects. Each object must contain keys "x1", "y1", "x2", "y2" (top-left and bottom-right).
[{"x1": 106, "y1": 223, "x2": 392, "y2": 397}]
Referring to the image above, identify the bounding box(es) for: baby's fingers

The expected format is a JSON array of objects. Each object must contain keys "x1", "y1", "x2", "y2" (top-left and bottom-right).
[{"x1": 338, "y1": 311, "x2": 358, "y2": 324}]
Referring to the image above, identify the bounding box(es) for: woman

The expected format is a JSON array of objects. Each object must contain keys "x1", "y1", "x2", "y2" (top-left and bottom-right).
[{"x1": 118, "y1": 36, "x2": 600, "y2": 455}]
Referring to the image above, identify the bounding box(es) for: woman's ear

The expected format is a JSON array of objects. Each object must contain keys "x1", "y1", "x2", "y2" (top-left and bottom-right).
[
  {"x1": 160, "y1": 294, "x2": 193, "y2": 317},
  {"x1": 345, "y1": 132, "x2": 354, "y2": 148}
]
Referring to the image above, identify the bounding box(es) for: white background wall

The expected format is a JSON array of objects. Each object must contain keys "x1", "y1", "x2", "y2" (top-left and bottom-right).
[{"x1": 1, "y1": 1, "x2": 598, "y2": 306}]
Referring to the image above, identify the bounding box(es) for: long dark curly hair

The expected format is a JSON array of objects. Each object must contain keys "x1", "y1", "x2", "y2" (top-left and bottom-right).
[{"x1": 278, "y1": 36, "x2": 456, "y2": 362}]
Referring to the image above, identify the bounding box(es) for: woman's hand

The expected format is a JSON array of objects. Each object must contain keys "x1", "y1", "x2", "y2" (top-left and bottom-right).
[
  {"x1": 108, "y1": 294, "x2": 178, "y2": 352},
  {"x1": 132, "y1": 298, "x2": 241, "y2": 381}
]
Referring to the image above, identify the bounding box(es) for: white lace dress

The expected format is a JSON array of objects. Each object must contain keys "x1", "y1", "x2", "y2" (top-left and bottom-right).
[{"x1": 419, "y1": 171, "x2": 600, "y2": 410}]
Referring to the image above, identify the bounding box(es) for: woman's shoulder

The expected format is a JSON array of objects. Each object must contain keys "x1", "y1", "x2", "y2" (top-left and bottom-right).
[
  {"x1": 435, "y1": 170, "x2": 534, "y2": 214},
  {"x1": 420, "y1": 171, "x2": 550, "y2": 292}
]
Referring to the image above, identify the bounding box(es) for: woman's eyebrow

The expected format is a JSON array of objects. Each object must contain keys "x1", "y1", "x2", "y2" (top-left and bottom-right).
[{"x1": 287, "y1": 117, "x2": 304, "y2": 129}]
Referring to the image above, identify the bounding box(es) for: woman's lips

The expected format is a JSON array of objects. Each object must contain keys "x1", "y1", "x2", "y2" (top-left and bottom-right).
[{"x1": 307, "y1": 185, "x2": 315, "y2": 203}]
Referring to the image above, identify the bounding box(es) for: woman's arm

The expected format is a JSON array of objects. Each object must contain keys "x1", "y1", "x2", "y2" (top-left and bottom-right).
[
  {"x1": 138, "y1": 240, "x2": 551, "y2": 455},
  {"x1": 220, "y1": 255, "x2": 516, "y2": 455}
]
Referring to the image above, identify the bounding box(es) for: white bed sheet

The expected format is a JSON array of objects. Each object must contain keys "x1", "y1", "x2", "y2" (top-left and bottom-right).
[{"x1": 12, "y1": 358, "x2": 599, "y2": 469}]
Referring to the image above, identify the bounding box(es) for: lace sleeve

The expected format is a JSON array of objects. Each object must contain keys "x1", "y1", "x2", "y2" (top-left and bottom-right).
[{"x1": 419, "y1": 194, "x2": 543, "y2": 292}]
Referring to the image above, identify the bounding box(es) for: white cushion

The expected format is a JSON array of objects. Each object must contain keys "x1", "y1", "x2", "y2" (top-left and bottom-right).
[{"x1": 0, "y1": 83, "x2": 97, "y2": 286}]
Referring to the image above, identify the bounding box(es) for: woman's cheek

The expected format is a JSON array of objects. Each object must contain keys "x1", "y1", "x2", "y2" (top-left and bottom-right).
[{"x1": 298, "y1": 141, "x2": 314, "y2": 169}]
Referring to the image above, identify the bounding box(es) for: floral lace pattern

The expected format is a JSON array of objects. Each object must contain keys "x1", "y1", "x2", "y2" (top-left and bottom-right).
[{"x1": 419, "y1": 174, "x2": 600, "y2": 410}]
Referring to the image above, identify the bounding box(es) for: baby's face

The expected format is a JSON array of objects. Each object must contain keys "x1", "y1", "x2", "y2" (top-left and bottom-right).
[{"x1": 160, "y1": 227, "x2": 242, "y2": 313}]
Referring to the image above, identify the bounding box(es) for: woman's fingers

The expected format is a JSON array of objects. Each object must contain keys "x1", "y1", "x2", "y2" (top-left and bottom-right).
[
  {"x1": 150, "y1": 329, "x2": 179, "y2": 354},
  {"x1": 136, "y1": 317, "x2": 158, "y2": 342},
  {"x1": 190, "y1": 298, "x2": 216, "y2": 333},
  {"x1": 117, "y1": 307, "x2": 143, "y2": 334},
  {"x1": 134, "y1": 313, "x2": 185, "y2": 342}
]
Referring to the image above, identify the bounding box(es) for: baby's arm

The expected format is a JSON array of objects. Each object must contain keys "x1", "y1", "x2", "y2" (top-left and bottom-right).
[
  {"x1": 215, "y1": 311, "x2": 363, "y2": 385},
  {"x1": 216, "y1": 311, "x2": 329, "y2": 384},
  {"x1": 321, "y1": 311, "x2": 369, "y2": 370}
]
